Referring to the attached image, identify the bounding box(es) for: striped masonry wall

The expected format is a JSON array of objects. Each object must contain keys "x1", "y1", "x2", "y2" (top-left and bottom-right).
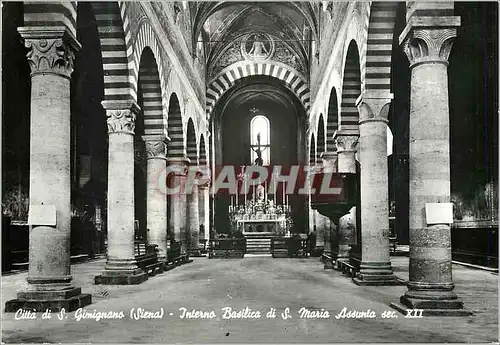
[
  {"x1": 206, "y1": 62, "x2": 310, "y2": 116},
  {"x1": 309, "y1": 135, "x2": 316, "y2": 166},
  {"x1": 167, "y1": 94, "x2": 184, "y2": 159},
  {"x1": 340, "y1": 41, "x2": 361, "y2": 133},
  {"x1": 91, "y1": 2, "x2": 132, "y2": 102},
  {"x1": 326, "y1": 87, "x2": 339, "y2": 151},
  {"x1": 131, "y1": 23, "x2": 167, "y2": 112},
  {"x1": 405, "y1": 2, "x2": 455, "y2": 22},
  {"x1": 23, "y1": 2, "x2": 77, "y2": 37},
  {"x1": 186, "y1": 119, "x2": 198, "y2": 164},
  {"x1": 316, "y1": 115, "x2": 326, "y2": 161},
  {"x1": 199, "y1": 134, "x2": 207, "y2": 166},
  {"x1": 365, "y1": 2, "x2": 398, "y2": 93},
  {"x1": 138, "y1": 49, "x2": 163, "y2": 136}
]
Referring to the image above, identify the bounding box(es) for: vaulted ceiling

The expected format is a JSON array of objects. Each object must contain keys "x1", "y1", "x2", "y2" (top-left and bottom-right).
[{"x1": 190, "y1": 2, "x2": 319, "y2": 79}]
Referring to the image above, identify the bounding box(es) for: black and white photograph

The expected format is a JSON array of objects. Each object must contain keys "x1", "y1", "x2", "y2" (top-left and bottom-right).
[{"x1": 1, "y1": 1, "x2": 498, "y2": 343}]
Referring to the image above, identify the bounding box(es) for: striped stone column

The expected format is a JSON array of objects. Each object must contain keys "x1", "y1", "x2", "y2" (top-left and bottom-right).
[
  {"x1": 6, "y1": 27, "x2": 92, "y2": 312},
  {"x1": 143, "y1": 135, "x2": 168, "y2": 264},
  {"x1": 167, "y1": 158, "x2": 189, "y2": 254},
  {"x1": 352, "y1": 93, "x2": 398, "y2": 285},
  {"x1": 391, "y1": 17, "x2": 470, "y2": 315},
  {"x1": 94, "y1": 100, "x2": 147, "y2": 285}
]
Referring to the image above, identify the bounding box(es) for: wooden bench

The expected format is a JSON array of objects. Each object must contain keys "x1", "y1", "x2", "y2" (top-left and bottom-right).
[
  {"x1": 135, "y1": 242, "x2": 163, "y2": 276},
  {"x1": 337, "y1": 260, "x2": 357, "y2": 278},
  {"x1": 166, "y1": 241, "x2": 190, "y2": 269}
]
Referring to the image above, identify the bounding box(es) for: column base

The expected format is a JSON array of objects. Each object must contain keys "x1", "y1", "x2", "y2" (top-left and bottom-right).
[
  {"x1": 95, "y1": 267, "x2": 147, "y2": 285},
  {"x1": 352, "y1": 262, "x2": 403, "y2": 286},
  {"x1": 390, "y1": 296, "x2": 473, "y2": 316},
  {"x1": 5, "y1": 287, "x2": 91, "y2": 312}
]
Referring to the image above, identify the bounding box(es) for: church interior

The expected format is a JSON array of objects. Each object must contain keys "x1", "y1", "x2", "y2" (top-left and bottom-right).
[{"x1": 1, "y1": 2, "x2": 498, "y2": 342}]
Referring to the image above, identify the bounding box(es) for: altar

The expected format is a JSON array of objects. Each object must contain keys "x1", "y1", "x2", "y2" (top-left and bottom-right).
[{"x1": 229, "y1": 183, "x2": 292, "y2": 237}]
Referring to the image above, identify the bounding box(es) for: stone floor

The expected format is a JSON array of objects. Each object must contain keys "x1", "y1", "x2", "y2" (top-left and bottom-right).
[{"x1": 2, "y1": 256, "x2": 498, "y2": 343}]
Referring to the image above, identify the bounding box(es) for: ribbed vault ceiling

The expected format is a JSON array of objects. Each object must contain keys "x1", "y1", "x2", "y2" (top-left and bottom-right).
[{"x1": 191, "y1": 2, "x2": 318, "y2": 77}]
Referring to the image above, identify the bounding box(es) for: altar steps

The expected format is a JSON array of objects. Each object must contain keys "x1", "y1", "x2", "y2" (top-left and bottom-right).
[{"x1": 245, "y1": 237, "x2": 272, "y2": 254}]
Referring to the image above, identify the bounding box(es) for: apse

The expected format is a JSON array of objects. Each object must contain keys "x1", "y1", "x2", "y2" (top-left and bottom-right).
[
  {"x1": 212, "y1": 75, "x2": 308, "y2": 233},
  {"x1": 215, "y1": 76, "x2": 306, "y2": 167}
]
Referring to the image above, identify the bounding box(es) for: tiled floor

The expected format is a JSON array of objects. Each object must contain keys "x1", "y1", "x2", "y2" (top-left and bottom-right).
[{"x1": 2, "y1": 256, "x2": 498, "y2": 343}]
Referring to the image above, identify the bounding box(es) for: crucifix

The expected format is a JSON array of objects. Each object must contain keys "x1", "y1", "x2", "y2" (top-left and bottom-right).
[{"x1": 251, "y1": 132, "x2": 264, "y2": 166}]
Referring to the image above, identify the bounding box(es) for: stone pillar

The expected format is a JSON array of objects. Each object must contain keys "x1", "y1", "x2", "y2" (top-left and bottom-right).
[
  {"x1": 167, "y1": 158, "x2": 189, "y2": 253},
  {"x1": 143, "y1": 135, "x2": 168, "y2": 264},
  {"x1": 352, "y1": 93, "x2": 399, "y2": 285},
  {"x1": 337, "y1": 206, "x2": 356, "y2": 266},
  {"x1": 333, "y1": 132, "x2": 359, "y2": 268},
  {"x1": 5, "y1": 27, "x2": 92, "y2": 312},
  {"x1": 94, "y1": 100, "x2": 147, "y2": 285},
  {"x1": 391, "y1": 16, "x2": 470, "y2": 315},
  {"x1": 321, "y1": 151, "x2": 338, "y2": 269},
  {"x1": 315, "y1": 211, "x2": 326, "y2": 250},
  {"x1": 187, "y1": 178, "x2": 201, "y2": 257},
  {"x1": 199, "y1": 183, "x2": 210, "y2": 242}
]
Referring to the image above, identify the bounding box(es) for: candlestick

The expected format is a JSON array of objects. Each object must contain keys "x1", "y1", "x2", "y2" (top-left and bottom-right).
[
  {"x1": 282, "y1": 181, "x2": 285, "y2": 206},
  {"x1": 236, "y1": 180, "x2": 239, "y2": 205}
]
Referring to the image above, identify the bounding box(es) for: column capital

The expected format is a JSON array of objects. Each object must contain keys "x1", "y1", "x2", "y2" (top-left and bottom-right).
[
  {"x1": 333, "y1": 130, "x2": 359, "y2": 153},
  {"x1": 320, "y1": 151, "x2": 338, "y2": 173},
  {"x1": 167, "y1": 157, "x2": 190, "y2": 176},
  {"x1": 18, "y1": 26, "x2": 81, "y2": 79},
  {"x1": 102, "y1": 100, "x2": 140, "y2": 135},
  {"x1": 142, "y1": 135, "x2": 167, "y2": 160},
  {"x1": 356, "y1": 92, "x2": 393, "y2": 124},
  {"x1": 399, "y1": 16, "x2": 460, "y2": 68}
]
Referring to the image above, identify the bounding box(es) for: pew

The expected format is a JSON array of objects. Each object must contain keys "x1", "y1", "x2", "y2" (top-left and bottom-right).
[
  {"x1": 134, "y1": 242, "x2": 163, "y2": 276},
  {"x1": 165, "y1": 240, "x2": 190, "y2": 269}
]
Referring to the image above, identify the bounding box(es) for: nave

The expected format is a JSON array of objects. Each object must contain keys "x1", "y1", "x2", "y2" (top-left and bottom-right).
[{"x1": 2, "y1": 257, "x2": 497, "y2": 343}]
